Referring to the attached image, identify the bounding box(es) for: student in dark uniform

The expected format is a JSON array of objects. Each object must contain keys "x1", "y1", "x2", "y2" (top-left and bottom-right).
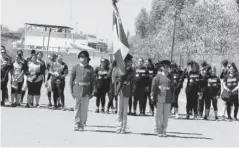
[
  {"x1": 127, "y1": 60, "x2": 134, "y2": 115},
  {"x1": 133, "y1": 58, "x2": 149, "y2": 116},
  {"x1": 69, "y1": 50, "x2": 95, "y2": 131},
  {"x1": 94, "y1": 58, "x2": 110, "y2": 113},
  {"x1": 183, "y1": 61, "x2": 200, "y2": 119},
  {"x1": 221, "y1": 63, "x2": 239, "y2": 121},
  {"x1": 170, "y1": 62, "x2": 183, "y2": 119},
  {"x1": 1, "y1": 46, "x2": 12, "y2": 106},
  {"x1": 197, "y1": 62, "x2": 211, "y2": 118},
  {"x1": 220, "y1": 60, "x2": 229, "y2": 119},
  {"x1": 145, "y1": 59, "x2": 157, "y2": 116},
  {"x1": 205, "y1": 67, "x2": 221, "y2": 120},
  {"x1": 115, "y1": 54, "x2": 134, "y2": 134}
]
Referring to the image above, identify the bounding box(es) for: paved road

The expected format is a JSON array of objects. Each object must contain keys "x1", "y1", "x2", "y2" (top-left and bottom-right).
[{"x1": 1, "y1": 77, "x2": 239, "y2": 147}]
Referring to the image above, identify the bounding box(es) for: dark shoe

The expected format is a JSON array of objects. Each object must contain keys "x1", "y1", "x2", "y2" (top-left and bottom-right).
[
  {"x1": 25, "y1": 104, "x2": 30, "y2": 108},
  {"x1": 203, "y1": 116, "x2": 208, "y2": 120},
  {"x1": 15, "y1": 103, "x2": 21, "y2": 107},
  {"x1": 1, "y1": 101, "x2": 5, "y2": 106},
  {"x1": 114, "y1": 110, "x2": 117, "y2": 114},
  {"x1": 48, "y1": 103, "x2": 52, "y2": 108},
  {"x1": 229, "y1": 117, "x2": 233, "y2": 122},
  {"x1": 234, "y1": 117, "x2": 238, "y2": 121},
  {"x1": 186, "y1": 115, "x2": 190, "y2": 119},
  {"x1": 101, "y1": 109, "x2": 105, "y2": 113},
  {"x1": 128, "y1": 112, "x2": 132, "y2": 115},
  {"x1": 31, "y1": 103, "x2": 34, "y2": 106},
  {"x1": 132, "y1": 112, "x2": 136, "y2": 116},
  {"x1": 215, "y1": 116, "x2": 219, "y2": 121},
  {"x1": 106, "y1": 110, "x2": 110, "y2": 114},
  {"x1": 11, "y1": 103, "x2": 16, "y2": 107},
  {"x1": 95, "y1": 109, "x2": 99, "y2": 113}
]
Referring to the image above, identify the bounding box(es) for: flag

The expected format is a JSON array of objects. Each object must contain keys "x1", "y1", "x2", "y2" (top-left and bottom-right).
[{"x1": 112, "y1": 0, "x2": 130, "y2": 74}]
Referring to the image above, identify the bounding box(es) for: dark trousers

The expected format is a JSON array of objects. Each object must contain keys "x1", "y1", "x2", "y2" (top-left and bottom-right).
[
  {"x1": 52, "y1": 80, "x2": 65, "y2": 108},
  {"x1": 128, "y1": 95, "x2": 132, "y2": 112},
  {"x1": 107, "y1": 82, "x2": 117, "y2": 111},
  {"x1": 205, "y1": 96, "x2": 218, "y2": 111},
  {"x1": 198, "y1": 91, "x2": 208, "y2": 116},
  {"x1": 171, "y1": 93, "x2": 179, "y2": 109},
  {"x1": 1, "y1": 81, "x2": 8, "y2": 105},
  {"x1": 186, "y1": 87, "x2": 198, "y2": 116},
  {"x1": 96, "y1": 91, "x2": 106, "y2": 109},
  {"x1": 147, "y1": 92, "x2": 154, "y2": 112},
  {"x1": 133, "y1": 88, "x2": 147, "y2": 114},
  {"x1": 226, "y1": 94, "x2": 239, "y2": 118}
]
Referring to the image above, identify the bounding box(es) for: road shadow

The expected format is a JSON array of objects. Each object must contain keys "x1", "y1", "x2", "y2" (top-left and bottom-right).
[
  {"x1": 86, "y1": 125, "x2": 116, "y2": 128},
  {"x1": 84, "y1": 129, "x2": 213, "y2": 140}
]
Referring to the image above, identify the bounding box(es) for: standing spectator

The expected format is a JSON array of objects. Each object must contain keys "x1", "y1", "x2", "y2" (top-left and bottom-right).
[
  {"x1": 1, "y1": 46, "x2": 12, "y2": 106},
  {"x1": 221, "y1": 63, "x2": 239, "y2": 121},
  {"x1": 16, "y1": 50, "x2": 28, "y2": 104},
  {"x1": 25, "y1": 54, "x2": 44, "y2": 108},
  {"x1": 70, "y1": 51, "x2": 94, "y2": 131},
  {"x1": 115, "y1": 54, "x2": 134, "y2": 134},
  {"x1": 26, "y1": 49, "x2": 36, "y2": 63},
  {"x1": 10, "y1": 54, "x2": 25, "y2": 107},
  {"x1": 45, "y1": 54, "x2": 56, "y2": 107},
  {"x1": 50, "y1": 54, "x2": 68, "y2": 109},
  {"x1": 94, "y1": 58, "x2": 110, "y2": 113}
]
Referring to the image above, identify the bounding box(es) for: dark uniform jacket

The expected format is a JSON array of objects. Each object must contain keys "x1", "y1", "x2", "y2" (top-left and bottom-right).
[
  {"x1": 208, "y1": 75, "x2": 221, "y2": 97},
  {"x1": 151, "y1": 73, "x2": 175, "y2": 104},
  {"x1": 1, "y1": 55, "x2": 12, "y2": 83},
  {"x1": 133, "y1": 66, "x2": 149, "y2": 91},
  {"x1": 170, "y1": 69, "x2": 184, "y2": 95},
  {"x1": 94, "y1": 66, "x2": 110, "y2": 93},
  {"x1": 70, "y1": 64, "x2": 95, "y2": 98}
]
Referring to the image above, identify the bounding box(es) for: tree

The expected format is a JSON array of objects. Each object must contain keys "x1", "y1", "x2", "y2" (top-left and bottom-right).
[
  {"x1": 135, "y1": 8, "x2": 150, "y2": 38},
  {"x1": 236, "y1": 0, "x2": 239, "y2": 12}
]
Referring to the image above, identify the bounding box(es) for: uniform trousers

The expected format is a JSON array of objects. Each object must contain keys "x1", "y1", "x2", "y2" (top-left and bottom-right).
[
  {"x1": 116, "y1": 92, "x2": 129, "y2": 132},
  {"x1": 74, "y1": 95, "x2": 90, "y2": 127},
  {"x1": 154, "y1": 102, "x2": 171, "y2": 133},
  {"x1": 186, "y1": 86, "x2": 198, "y2": 115}
]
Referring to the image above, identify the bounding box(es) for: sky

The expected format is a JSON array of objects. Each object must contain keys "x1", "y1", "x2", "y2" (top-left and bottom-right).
[{"x1": 1, "y1": 0, "x2": 234, "y2": 44}]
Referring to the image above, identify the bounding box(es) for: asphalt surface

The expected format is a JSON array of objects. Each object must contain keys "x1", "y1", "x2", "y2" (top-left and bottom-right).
[{"x1": 1, "y1": 77, "x2": 239, "y2": 147}]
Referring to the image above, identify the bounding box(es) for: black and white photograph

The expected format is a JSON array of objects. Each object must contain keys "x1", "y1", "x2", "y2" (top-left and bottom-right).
[{"x1": 1, "y1": 0, "x2": 239, "y2": 147}]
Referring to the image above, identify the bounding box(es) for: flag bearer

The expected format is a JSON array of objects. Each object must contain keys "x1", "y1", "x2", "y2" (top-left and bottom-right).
[
  {"x1": 133, "y1": 58, "x2": 149, "y2": 116},
  {"x1": 70, "y1": 51, "x2": 95, "y2": 131},
  {"x1": 170, "y1": 62, "x2": 184, "y2": 119},
  {"x1": 115, "y1": 54, "x2": 134, "y2": 134},
  {"x1": 94, "y1": 58, "x2": 110, "y2": 113},
  {"x1": 151, "y1": 60, "x2": 175, "y2": 137},
  {"x1": 221, "y1": 63, "x2": 239, "y2": 121},
  {"x1": 205, "y1": 67, "x2": 221, "y2": 120}
]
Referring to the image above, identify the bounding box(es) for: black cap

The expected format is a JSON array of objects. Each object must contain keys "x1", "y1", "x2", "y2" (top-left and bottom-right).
[
  {"x1": 31, "y1": 49, "x2": 36, "y2": 54},
  {"x1": 221, "y1": 60, "x2": 228, "y2": 66},
  {"x1": 201, "y1": 60, "x2": 208, "y2": 67},
  {"x1": 78, "y1": 50, "x2": 90, "y2": 61},
  {"x1": 124, "y1": 54, "x2": 133, "y2": 62},
  {"x1": 159, "y1": 60, "x2": 171, "y2": 67}
]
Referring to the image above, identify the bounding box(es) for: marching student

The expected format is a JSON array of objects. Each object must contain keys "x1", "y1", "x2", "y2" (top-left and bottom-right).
[
  {"x1": 94, "y1": 58, "x2": 110, "y2": 113},
  {"x1": 151, "y1": 60, "x2": 175, "y2": 137},
  {"x1": 50, "y1": 54, "x2": 68, "y2": 109},
  {"x1": 115, "y1": 54, "x2": 134, "y2": 134},
  {"x1": 221, "y1": 63, "x2": 239, "y2": 121},
  {"x1": 205, "y1": 67, "x2": 221, "y2": 120},
  {"x1": 70, "y1": 51, "x2": 94, "y2": 131},
  {"x1": 133, "y1": 58, "x2": 149, "y2": 116},
  {"x1": 9, "y1": 53, "x2": 26, "y2": 107},
  {"x1": 170, "y1": 62, "x2": 184, "y2": 119},
  {"x1": 1, "y1": 46, "x2": 12, "y2": 106}
]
